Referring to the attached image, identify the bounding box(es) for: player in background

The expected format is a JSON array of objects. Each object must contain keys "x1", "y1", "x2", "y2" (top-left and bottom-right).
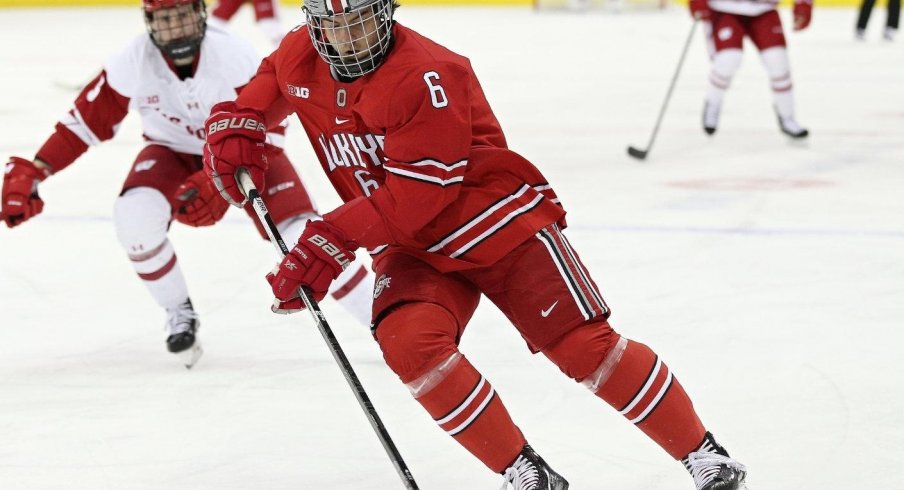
[
  {"x1": 0, "y1": 0, "x2": 373, "y2": 368},
  {"x1": 203, "y1": 1, "x2": 749, "y2": 488},
  {"x1": 689, "y1": 0, "x2": 812, "y2": 138},
  {"x1": 855, "y1": 0, "x2": 899, "y2": 40},
  {"x1": 208, "y1": 0, "x2": 286, "y2": 46}
]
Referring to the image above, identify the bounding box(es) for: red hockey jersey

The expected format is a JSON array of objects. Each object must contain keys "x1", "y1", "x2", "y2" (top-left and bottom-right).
[{"x1": 236, "y1": 23, "x2": 566, "y2": 272}]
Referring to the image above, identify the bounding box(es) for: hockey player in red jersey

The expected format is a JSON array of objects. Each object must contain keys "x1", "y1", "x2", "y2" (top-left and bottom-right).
[
  {"x1": 203, "y1": 1, "x2": 749, "y2": 488},
  {"x1": 208, "y1": 0, "x2": 286, "y2": 46},
  {"x1": 690, "y1": 0, "x2": 811, "y2": 138},
  {"x1": 1, "y1": 0, "x2": 373, "y2": 368}
]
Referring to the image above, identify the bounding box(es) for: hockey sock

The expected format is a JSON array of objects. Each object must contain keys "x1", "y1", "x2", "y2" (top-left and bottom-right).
[
  {"x1": 411, "y1": 354, "x2": 526, "y2": 473},
  {"x1": 130, "y1": 239, "x2": 190, "y2": 309},
  {"x1": 114, "y1": 188, "x2": 190, "y2": 309},
  {"x1": 329, "y1": 263, "x2": 373, "y2": 327},
  {"x1": 705, "y1": 49, "x2": 743, "y2": 107},
  {"x1": 759, "y1": 47, "x2": 796, "y2": 119},
  {"x1": 593, "y1": 339, "x2": 706, "y2": 460}
]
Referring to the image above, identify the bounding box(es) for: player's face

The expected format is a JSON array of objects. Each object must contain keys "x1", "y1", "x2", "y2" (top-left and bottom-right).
[
  {"x1": 320, "y1": 8, "x2": 383, "y2": 63},
  {"x1": 148, "y1": 4, "x2": 201, "y2": 45}
]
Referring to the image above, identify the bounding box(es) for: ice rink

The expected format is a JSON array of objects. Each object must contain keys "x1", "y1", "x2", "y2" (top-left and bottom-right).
[{"x1": 1, "y1": 3, "x2": 902, "y2": 489}]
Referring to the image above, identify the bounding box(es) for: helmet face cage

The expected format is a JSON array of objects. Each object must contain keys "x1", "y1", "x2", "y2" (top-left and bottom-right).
[
  {"x1": 143, "y1": 0, "x2": 207, "y2": 61},
  {"x1": 305, "y1": 0, "x2": 395, "y2": 78}
]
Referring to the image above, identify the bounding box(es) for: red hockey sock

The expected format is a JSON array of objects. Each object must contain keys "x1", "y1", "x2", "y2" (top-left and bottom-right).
[
  {"x1": 415, "y1": 355, "x2": 526, "y2": 473},
  {"x1": 595, "y1": 340, "x2": 706, "y2": 459}
]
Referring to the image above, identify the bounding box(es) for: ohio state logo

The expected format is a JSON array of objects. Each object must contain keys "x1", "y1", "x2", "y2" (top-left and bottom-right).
[{"x1": 373, "y1": 274, "x2": 391, "y2": 299}]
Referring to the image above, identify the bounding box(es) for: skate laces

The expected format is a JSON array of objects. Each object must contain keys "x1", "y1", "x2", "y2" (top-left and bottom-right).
[
  {"x1": 500, "y1": 455, "x2": 541, "y2": 490},
  {"x1": 687, "y1": 451, "x2": 747, "y2": 490},
  {"x1": 166, "y1": 300, "x2": 198, "y2": 336}
]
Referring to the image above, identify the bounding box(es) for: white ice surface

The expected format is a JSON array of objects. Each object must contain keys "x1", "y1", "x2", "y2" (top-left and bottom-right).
[{"x1": 1, "y1": 5, "x2": 902, "y2": 490}]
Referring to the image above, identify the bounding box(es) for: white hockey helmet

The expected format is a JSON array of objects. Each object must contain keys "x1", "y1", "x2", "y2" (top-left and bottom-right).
[
  {"x1": 143, "y1": 0, "x2": 207, "y2": 61},
  {"x1": 304, "y1": 0, "x2": 397, "y2": 78}
]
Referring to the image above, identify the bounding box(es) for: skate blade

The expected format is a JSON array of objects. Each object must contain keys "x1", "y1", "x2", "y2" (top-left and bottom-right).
[{"x1": 175, "y1": 342, "x2": 203, "y2": 369}]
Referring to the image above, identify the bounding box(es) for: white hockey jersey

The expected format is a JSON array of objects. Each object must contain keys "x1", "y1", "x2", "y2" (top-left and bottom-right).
[{"x1": 37, "y1": 26, "x2": 274, "y2": 171}]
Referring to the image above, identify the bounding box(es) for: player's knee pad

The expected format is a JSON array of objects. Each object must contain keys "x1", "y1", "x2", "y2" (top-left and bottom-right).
[
  {"x1": 542, "y1": 320, "x2": 621, "y2": 385},
  {"x1": 375, "y1": 302, "x2": 461, "y2": 384},
  {"x1": 712, "y1": 48, "x2": 743, "y2": 80},
  {"x1": 759, "y1": 46, "x2": 792, "y2": 89},
  {"x1": 113, "y1": 187, "x2": 171, "y2": 256}
]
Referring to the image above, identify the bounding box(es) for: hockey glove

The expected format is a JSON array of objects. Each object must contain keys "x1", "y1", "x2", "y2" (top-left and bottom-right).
[
  {"x1": 203, "y1": 101, "x2": 268, "y2": 207},
  {"x1": 266, "y1": 220, "x2": 358, "y2": 314},
  {"x1": 793, "y1": 0, "x2": 812, "y2": 30},
  {"x1": 172, "y1": 170, "x2": 230, "y2": 227},
  {"x1": 689, "y1": 0, "x2": 710, "y2": 20},
  {"x1": 2, "y1": 156, "x2": 52, "y2": 228}
]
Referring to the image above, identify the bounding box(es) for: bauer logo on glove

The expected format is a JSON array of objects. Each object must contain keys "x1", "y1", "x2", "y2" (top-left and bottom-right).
[
  {"x1": 308, "y1": 233, "x2": 352, "y2": 270},
  {"x1": 207, "y1": 117, "x2": 266, "y2": 136},
  {"x1": 266, "y1": 220, "x2": 358, "y2": 313}
]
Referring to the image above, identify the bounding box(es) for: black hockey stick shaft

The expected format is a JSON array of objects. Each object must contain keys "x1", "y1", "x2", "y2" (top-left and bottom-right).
[
  {"x1": 628, "y1": 19, "x2": 700, "y2": 160},
  {"x1": 236, "y1": 168, "x2": 419, "y2": 490}
]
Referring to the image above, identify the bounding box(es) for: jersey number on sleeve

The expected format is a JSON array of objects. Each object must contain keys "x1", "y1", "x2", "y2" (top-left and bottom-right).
[{"x1": 423, "y1": 72, "x2": 448, "y2": 109}]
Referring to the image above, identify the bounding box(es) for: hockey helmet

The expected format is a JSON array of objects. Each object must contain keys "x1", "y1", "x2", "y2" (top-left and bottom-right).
[
  {"x1": 304, "y1": 0, "x2": 397, "y2": 78},
  {"x1": 143, "y1": 0, "x2": 207, "y2": 61}
]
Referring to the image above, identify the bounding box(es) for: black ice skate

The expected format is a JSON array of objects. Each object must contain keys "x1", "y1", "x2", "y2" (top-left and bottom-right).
[
  {"x1": 682, "y1": 432, "x2": 748, "y2": 490},
  {"x1": 500, "y1": 444, "x2": 569, "y2": 490},
  {"x1": 776, "y1": 112, "x2": 809, "y2": 139},
  {"x1": 702, "y1": 100, "x2": 720, "y2": 135},
  {"x1": 165, "y1": 298, "x2": 202, "y2": 369}
]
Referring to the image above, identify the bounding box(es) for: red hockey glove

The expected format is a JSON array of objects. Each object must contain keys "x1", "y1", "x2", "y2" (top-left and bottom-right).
[
  {"x1": 2, "y1": 156, "x2": 52, "y2": 228},
  {"x1": 793, "y1": 0, "x2": 812, "y2": 30},
  {"x1": 689, "y1": 0, "x2": 710, "y2": 20},
  {"x1": 203, "y1": 101, "x2": 268, "y2": 207},
  {"x1": 266, "y1": 220, "x2": 358, "y2": 314},
  {"x1": 172, "y1": 170, "x2": 230, "y2": 227}
]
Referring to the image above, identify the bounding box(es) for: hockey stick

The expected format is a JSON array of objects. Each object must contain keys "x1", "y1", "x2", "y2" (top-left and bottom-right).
[
  {"x1": 236, "y1": 168, "x2": 419, "y2": 490},
  {"x1": 627, "y1": 18, "x2": 700, "y2": 161}
]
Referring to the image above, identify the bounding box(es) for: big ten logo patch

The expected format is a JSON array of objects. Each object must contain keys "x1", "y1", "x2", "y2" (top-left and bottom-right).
[
  {"x1": 373, "y1": 274, "x2": 391, "y2": 299},
  {"x1": 287, "y1": 84, "x2": 310, "y2": 99}
]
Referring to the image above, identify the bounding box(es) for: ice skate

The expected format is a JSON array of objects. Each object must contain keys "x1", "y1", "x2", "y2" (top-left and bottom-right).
[
  {"x1": 855, "y1": 28, "x2": 866, "y2": 40},
  {"x1": 702, "y1": 100, "x2": 720, "y2": 135},
  {"x1": 883, "y1": 27, "x2": 897, "y2": 41},
  {"x1": 165, "y1": 299, "x2": 202, "y2": 369},
  {"x1": 500, "y1": 444, "x2": 569, "y2": 490},
  {"x1": 683, "y1": 432, "x2": 748, "y2": 490},
  {"x1": 776, "y1": 113, "x2": 809, "y2": 139}
]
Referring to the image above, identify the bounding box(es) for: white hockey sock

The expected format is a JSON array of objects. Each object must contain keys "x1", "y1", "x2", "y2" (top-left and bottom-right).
[
  {"x1": 705, "y1": 49, "x2": 743, "y2": 106},
  {"x1": 136, "y1": 247, "x2": 190, "y2": 310},
  {"x1": 759, "y1": 47, "x2": 796, "y2": 119},
  {"x1": 328, "y1": 261, "x2": 374, "y2": 327},
  {"x1": 113, "y1": 187, "x2": 190, "y2": 310}
]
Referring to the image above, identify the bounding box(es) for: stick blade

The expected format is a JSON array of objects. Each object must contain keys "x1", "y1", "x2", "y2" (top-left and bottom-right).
[{"x1": 627, "y1": 146, "x2": 648, "y2": 160}]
